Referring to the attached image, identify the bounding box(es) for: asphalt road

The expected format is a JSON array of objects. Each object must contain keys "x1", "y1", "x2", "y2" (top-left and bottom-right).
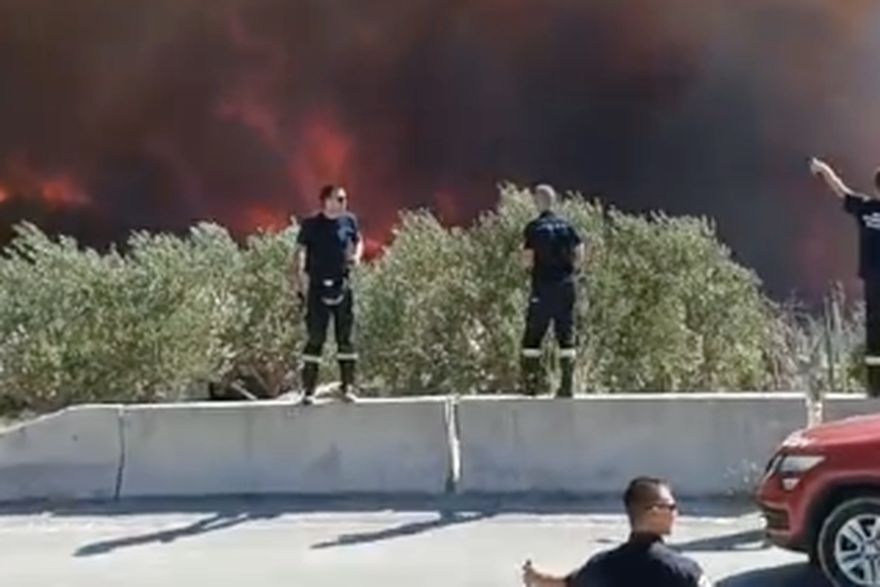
[{"x1": 0, "y1": 497, "x2": 832, "y2": 586}]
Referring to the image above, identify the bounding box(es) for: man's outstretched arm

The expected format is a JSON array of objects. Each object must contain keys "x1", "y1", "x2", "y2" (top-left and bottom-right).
[
  {"x1": 522, "y1": 560, "x2": 569, "y2": 587},
  {"x1": 810, "y1": 157, "x2": 859, "y2": 199}
]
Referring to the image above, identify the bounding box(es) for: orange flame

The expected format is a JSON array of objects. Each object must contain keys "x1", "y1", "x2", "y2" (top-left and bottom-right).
[
  {"x1": 241, "y1": 205, "x2": 289, "y2": 234},
  {"x1": 0, "y1": 0, "x2": 877, "y2": 300},
  {"x1": 38, "y1": 175, "x2": 89, "y2": 208},
  {"x1": 0, "y1": 156, "x2": 89, "y2": 209},
  {"x1": 288, "y1": 108, "x2": 356, "y2": 205}
]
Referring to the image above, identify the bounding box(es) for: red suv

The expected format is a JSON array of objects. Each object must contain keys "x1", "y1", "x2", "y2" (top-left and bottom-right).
[{"x1": 756, "y1": 413, "x2": 880, "y2": 587}]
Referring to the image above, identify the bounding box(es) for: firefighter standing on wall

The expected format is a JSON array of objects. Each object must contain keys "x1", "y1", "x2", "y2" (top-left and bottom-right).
[
  {"x1": 519, "y1": 184, "x2": 586, "y2": 398},
  {"x1": 810, "y1": 157, "x2": 880, "y2": 396},
  {"x1": 291, "y1": 184, "x2": 363, "y2": 405}
]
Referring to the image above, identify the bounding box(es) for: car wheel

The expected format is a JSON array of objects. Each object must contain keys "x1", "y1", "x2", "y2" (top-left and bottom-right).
[{"x1": 818, "y1": 497, "x2": 880, "y2": 587}]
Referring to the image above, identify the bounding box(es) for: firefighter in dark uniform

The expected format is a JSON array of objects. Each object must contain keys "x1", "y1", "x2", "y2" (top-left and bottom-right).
[
  {"x1": 519, "y1": 184, "x2": 586, "y2": 398},
  {"x1": 522, "y1": 477, "x2": 714, "y2": 587},
  {"x1": 291, "y1": 184, "x2": 363, "y2": 405},
  {"x1": 810, "y1": 157, "x2": 880, "y2": 397}
]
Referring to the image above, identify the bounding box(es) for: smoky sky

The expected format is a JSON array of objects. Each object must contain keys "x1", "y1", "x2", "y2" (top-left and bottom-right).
[{"x1": 0, "y1": 0, "x2": 878, "y2": 299}]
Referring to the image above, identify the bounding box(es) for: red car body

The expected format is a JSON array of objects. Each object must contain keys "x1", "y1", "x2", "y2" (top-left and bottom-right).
[{"x1": 756, "y1": 412, "x2": 880, "y2": 586}]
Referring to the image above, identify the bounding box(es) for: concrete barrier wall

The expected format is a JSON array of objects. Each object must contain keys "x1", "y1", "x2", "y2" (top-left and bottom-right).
[
  {"x1": 822, "y1": 394, "x2": 880, "y2": 423},
  {"x1": 117, "y1": 398, "x2": 452, "y2": 498},
  {"x1": 4, "y1": 393, "x2": 879, "y2": 504},
  {"x1": 0, "y1": 405, "x2": 122, "y2": 502},
  {"x1": 455, "y1": 394, "x2": 808, "y2": 498}
]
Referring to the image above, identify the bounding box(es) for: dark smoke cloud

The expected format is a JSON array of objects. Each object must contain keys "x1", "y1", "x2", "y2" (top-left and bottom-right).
[{"x1": 0, "y1": 0, "x2": 877, "y2": 299}]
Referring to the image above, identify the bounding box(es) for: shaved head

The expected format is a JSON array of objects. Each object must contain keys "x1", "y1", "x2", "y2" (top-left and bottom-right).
[
  {"x1": 623, "y1": 476, "x2": 678, "y2": 535},
  {"x1": 533, "y1": 184, "x2": 557, "y2": 211}
]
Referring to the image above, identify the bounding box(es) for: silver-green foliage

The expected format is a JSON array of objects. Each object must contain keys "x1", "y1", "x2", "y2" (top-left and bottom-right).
[
  {"x1": 359, "y1": 184, "x2": 780, "y2": 394},
  {"x1": 0, "y1": 221, "x2": 302, "y2": 411},
  {"x1": 0, "y1": 184, "x2": 860, "y2": 411}
]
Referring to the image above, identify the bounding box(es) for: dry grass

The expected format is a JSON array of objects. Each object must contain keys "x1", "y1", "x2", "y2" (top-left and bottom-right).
[{"x1": 766, "y1": 283, "x2": 864, "y2": 395}]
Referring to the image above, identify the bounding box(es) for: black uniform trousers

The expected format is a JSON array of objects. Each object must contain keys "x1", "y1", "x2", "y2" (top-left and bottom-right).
[
  {"x1": 865, "y1": 276, "x2": 880, "y2": 397},
  {"x1": 521, "y1": 278, "x2": 577, "y2": 397},
  {"x1": 300, "y1": 277, "x2": 357, "y2": 395}
]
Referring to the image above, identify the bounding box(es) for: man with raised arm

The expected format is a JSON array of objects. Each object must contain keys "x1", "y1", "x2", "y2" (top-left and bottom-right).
[{"x1": 810, "y1": 157, "x2": 880, "y2": 396}]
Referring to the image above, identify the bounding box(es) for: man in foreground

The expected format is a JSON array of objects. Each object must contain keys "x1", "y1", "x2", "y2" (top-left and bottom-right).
[
  {"x1": 810, "y1": 157, "x2": 880, "y2": 396},
  {"x1": 522, "y1": 477, "x2": 713, "y2": 586},
  {"x1": 291, "y1": 184, "x2": 363, "y2": 404},
  {"x1": 519, "y1": 184, "x2": 586, "y2": 397}
]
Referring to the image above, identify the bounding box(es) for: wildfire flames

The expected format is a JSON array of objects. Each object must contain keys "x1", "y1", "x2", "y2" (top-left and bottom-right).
[{"x1": 0, "y1": 0, "x2": 878, "y2": 298}]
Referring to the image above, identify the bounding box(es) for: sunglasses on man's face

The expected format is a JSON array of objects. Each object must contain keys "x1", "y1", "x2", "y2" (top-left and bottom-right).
[{"x1": 648, "y1": 502, "x2": 678, "y2": 513}]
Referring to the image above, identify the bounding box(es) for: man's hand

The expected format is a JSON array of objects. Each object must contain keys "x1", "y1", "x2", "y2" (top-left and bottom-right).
[
  {"x1": 520, "y1": 248, "x2": 534, "y2": 270},
  {"x1": 347, "y1": 242, "x2": 363, "y2": 266},
  {"x1": 697, "y1": 574, "x2": 715, "y2": 587},
  {"x1": 297, "y1": 272, "x2": 309, "y2": 300},
  {"x1": 809, "y1": 157, "x2": 831, "y2": 177},
  {"x1": 573, "y1": 243, "x2": 586, "y2": 269},
  {"x1": 523, "y1": 560, "x2": 539, "y2": 586},
  {"x1": 522, "y1": 559, "x2": 566, "y2": 587}
]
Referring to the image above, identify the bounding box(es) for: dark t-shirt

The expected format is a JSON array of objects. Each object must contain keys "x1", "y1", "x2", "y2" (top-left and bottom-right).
[
  {"x1": 844, "y1": 193, "x2": 880, "y2": 280},
  {"x1": 523, "y1": 211, "x2": 583, "y2": 287},
  {"x1": 565, "y1": 534, "x2": 710, "y2": 587},
  {"x1": 296, "y1": 212, "x2": 361, "y2": 280}
]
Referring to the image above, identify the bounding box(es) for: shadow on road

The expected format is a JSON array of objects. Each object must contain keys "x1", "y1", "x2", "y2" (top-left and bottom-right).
[
  {"x1": 73, "y1": 510, "x2": 281, "y2": 558},
  {"x1": 310, "y1": 510, "x2": 494, "y2": 549},
  {"x1": 35, "y1": 494, "x2": 755, "y2": 558},
  {"x1": 673, "y1": 529, "x2": 768, "y2": 552},
  {"x1": 0, "y1": 494, "x2": 756, "y2": 519},
  {"x1": 719, "y1": 563, "x2": 830, "y2": 587}
]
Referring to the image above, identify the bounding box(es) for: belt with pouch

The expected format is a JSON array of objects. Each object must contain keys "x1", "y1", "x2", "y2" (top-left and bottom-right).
[{"x1": 314, "y1": 277, "x2": 349, "y2": 306}]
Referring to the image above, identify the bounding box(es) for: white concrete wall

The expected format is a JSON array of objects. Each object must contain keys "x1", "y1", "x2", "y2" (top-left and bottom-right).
[
  {"x1": 822, "y1": 394, "x2": 880, "y2": 423},
  {"x1": 455, "y1": 394, "x2": 808, "y2": 497},
  {"x1": 1, "y1": 393, "x2": 856, "y2": 503},
  {"x1": 0, "y1": 405, "x2": 122, "y2": 502},
  {"x1": 117, "y1": 398, "x2": 452, "y2": 498}
]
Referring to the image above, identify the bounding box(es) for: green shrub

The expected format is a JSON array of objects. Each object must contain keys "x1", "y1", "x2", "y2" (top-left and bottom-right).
[
  {"x1": 211, "y1": 224, "x2": 304, "y2": 396},
  {"x1": 0, "y1": 223, "x2": 236, "y2": 410},
  {"x1": 0, "y1": 184, "x2": 864, "y2": 412},
  {"x1": 359, "y1": 184, "x2": 783, "y2": 393},
  {"x1": 771, "y1": 285, "x2": 865, "y2": 394},
  {"x1": 0, "y1": 222, "x2": 304, "y2": 411}
]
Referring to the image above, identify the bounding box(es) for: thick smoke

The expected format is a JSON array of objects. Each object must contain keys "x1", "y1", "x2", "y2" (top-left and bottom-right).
[{"x1": 0, "y1": 0, "x2": 877, "y2": 298}]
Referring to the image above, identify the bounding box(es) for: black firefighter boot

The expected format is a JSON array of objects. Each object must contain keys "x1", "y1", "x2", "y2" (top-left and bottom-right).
[
  {"x1": 520, "y1": 355, "x2": 542, "y2": 397},
  {"x1": 300, "y1": 361, "x2": 320, "y2": 405},
  {"x1": 557, "y1": 355, "x2": 575, "y2": 398},
  {"x1": 868, "y1": 362, "x2": 880, "y2": 399},
  {"x1": 338, "y1": 357, "x2": 358, "y2": 403}
]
